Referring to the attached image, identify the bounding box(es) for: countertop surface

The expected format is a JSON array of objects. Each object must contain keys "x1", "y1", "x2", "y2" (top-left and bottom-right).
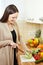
[{"x1": 17, "y1": 44, "x2": 43, "y2": 65}]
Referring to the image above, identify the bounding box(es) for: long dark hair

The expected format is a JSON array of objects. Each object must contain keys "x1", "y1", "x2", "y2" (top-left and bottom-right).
[{"x1": 0, "y1": 4, "x2": 19, "y2": 23}]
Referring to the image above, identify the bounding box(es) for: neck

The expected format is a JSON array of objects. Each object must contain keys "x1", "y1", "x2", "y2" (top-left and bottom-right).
[
  {"x1": 7, "y1": 22, "x2": 14, "y2": 31},
  {"x1": 7, "y1": 21, "x2": 14, "y2": 26}
]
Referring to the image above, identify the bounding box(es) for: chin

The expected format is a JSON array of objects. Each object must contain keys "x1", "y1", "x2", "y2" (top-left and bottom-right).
[{"x1": 11, "y1": 22, "x2": 15, "y2": 25}]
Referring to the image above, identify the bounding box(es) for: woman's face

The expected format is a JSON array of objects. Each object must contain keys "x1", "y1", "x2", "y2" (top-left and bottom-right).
[{"x1": 7, "y1": 12, "x2": 18, "y2": 25}]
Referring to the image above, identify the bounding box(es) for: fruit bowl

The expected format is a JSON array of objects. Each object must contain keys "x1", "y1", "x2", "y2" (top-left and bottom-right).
[{"x1": 26, "y1": 38, "x2": 39, "y2": 48}]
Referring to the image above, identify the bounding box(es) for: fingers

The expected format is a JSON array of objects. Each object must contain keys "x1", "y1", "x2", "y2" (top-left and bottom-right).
[
  {"x1": 12, "y1": 43, "x2": 17, "y2": 48},
  {"x1": 10, "y1": 42, "x2": 17, "y2": 48},
  {"x1": 9, "y1": 40, "x2": 19, "y2": 48}
]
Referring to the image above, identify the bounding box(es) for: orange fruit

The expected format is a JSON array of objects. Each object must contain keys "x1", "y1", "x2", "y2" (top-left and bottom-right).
[{"x1": 37, "y1": 44, "x2": 43, "y2": 49}]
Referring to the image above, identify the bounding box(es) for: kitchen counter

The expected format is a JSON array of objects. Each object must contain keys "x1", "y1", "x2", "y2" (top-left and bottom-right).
[{"x1": 17, "y1": 44, "x2": 43, "y2": 65}]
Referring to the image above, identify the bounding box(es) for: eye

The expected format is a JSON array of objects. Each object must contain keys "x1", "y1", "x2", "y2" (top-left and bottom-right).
[
  {"x1": 12, "y1": 17, "x2": 15, "y2": 19},
  {"x1": 12, "y1": 17, "x2": 17, "y2": 19}
]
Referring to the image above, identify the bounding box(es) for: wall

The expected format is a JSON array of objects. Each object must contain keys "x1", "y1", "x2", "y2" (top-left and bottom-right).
[
  {"x1": 24, "y1": 0, "x2": 43, "y2": 20},
  {"x1": 0, "y1": 0, "x2": 43, "y2": 20},
  {"x1": 17, "y1": 20, "x2": 40, "y2": 42},
  {"x1": 0, "y1": 0, "x2": 24, "y2": 20}
]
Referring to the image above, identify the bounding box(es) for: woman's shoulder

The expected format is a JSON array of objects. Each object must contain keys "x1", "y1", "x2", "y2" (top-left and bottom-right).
[
  {"x1": 0, "y1": 22, "x2": 4, "y2": 25},
  {"x1": 0, "y1": 22, "x2": 5, "y2": 29},
  {"x1": 0, "y1": 22, "x2": 2, "y2": 24},
  {"x1": 0, "y1": 22, "x2": 3, "y2": 26},
  {"x1": 0, "y1": 22, "x2": 7, "y2": 32}
]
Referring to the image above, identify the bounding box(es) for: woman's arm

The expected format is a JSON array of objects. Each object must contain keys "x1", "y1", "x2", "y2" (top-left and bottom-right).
[
  {"x1": 0, "y1": 40, "x2": 11, "y2": 48},
  {"x1": 0, "y1": 40, "x2": 17, "y2": 48},
  {"x1": 0, "y1": 27, "x2": 17, "y2": 48},
  {"x1": 0, "y1": 26, "x2": 11, "y2": 48}
]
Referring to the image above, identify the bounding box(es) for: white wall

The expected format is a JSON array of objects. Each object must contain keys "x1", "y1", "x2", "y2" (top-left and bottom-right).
[
  {"x1": 0, "y1": 0, "x2": 43, "y2": 20},
  {"x1": 0, "y1": 0, "x2": 24, "y2": 20},
  {"x1": 24, "y1": 0, "x2": 43, "y2": 20}
]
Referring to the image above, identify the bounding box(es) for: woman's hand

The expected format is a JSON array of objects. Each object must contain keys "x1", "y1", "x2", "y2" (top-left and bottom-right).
[
  {"x1": 8, "y1": 40, "x2": 20, "y2": 49},
  {"x1": 8, "y1": 40, "x2": 17, "y2": 48}
]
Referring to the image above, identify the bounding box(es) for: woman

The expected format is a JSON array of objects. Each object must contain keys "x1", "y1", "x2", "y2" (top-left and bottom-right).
[{"x1": 0, "y1": 4, "x2": 20, "y2": 65}]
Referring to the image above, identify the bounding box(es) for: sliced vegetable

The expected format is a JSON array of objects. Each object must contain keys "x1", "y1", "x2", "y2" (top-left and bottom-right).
[{"x1": 24, "y1": 51, "x2": 32, "y2": 59}]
